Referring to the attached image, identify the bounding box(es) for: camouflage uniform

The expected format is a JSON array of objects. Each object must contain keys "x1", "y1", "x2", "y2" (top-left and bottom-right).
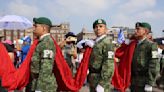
[
  {"x1": 88, "y1": 36, "x2": 114, "y2": 92},
  {"x1": 30, "y1": 34, "x2": 57, "y2": 92},
  {"x1": 130, "y1": 39, "x2": 159, "y2": 92}
]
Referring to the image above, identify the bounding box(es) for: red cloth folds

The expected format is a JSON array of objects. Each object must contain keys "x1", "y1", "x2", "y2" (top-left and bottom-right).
[
  {"x1": 0, "y1": 40, "x2": 38, "y2": 90},
  {"x1": 112, "y1": 40, "x2": 137, "y2": 92},
  {"x1": 0, "y1": 36, "x2": 92, "y2": 91},
  {"x1": 52, "y1": 37, "x2": 92, "y2": 91}
]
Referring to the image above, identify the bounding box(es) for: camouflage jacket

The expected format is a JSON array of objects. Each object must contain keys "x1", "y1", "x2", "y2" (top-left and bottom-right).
[
  {"x1": 131, "y1": 39, "x2": 159, "y2": 86},
  {"x1": 88, "y1": 35, "x2": 114, "y2": 88},
  {"x1": 31, "y1": 34, "x2": 56, "y2": 92}
]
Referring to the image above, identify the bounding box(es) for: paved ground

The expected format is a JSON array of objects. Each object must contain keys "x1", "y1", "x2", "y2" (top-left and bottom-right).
[{"x1": 79, "y1": 85, "x2": 164, "y2": 92}]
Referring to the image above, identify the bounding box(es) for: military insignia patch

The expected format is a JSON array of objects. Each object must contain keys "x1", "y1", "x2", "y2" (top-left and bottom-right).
[
  {"x1": 136, "y1": 23, "x2": 140, "y2": 27},
  {"x1": 98, "y1": 19, "x2": 102, "y2": 23},
  {"x1": 43, "y1": 50, "x2": 53, "y2": 58},
  {"x1": 152, "y1": 51, "x2": 158, "y2": 58},
  {"x1": 108, "y1": 51, "x2": 114, "y2": 58}
]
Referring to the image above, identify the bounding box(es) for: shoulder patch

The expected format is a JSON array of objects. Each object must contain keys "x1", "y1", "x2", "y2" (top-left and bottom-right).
[
  {"x1": 108, "y1": 51, "x2": 114, "y2": 59},
  {"x1": 43, "y1": 50, "x2": 54, "y2": 59},
  {"x1": 152, "y1": 51, "x2": 158, "y2": 58}
]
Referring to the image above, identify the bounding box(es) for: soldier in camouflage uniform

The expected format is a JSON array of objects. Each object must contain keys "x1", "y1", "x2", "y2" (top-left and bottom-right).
[
  {"x1": 130, "y1": 22, "x2": 159, "y2": 92},
  {"x1": 87, "y1": 19, "x2": 114, "y2": 92},
  {"x1": 30, "y1": 17, "x2": 57, "y2": 92}
]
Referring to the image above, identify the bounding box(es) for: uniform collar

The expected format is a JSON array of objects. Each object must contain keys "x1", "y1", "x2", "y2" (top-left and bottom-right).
[
  {"x1": 39, "y1": 33, "x2": 50, "y2": 41},
  {"x1": 138, "y1": 37, "x2": 146, "y2": 45},
  {"x1": 95, "y1": 35, "x2": 106, "y2": 42}
]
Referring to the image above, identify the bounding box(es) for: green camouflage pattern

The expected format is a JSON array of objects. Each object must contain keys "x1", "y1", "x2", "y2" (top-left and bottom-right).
[
  {"x1": 31, "y1": 34, "x2": 57, "y2": 92},
  {"x1": 88, "y1": 36, "x2": 114, "y2": 92},
  {"x1": 131, "y1": 39, "x2": 159, "y2": 87}
]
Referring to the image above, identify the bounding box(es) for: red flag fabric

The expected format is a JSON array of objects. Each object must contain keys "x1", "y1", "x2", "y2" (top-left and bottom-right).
[
  {"x1": 112, "y1": 40, "x2": 137, "y2": 92},
  {"x1": 0, "y1": 40, "x2": 38, "y2": 90},
  {"x1": 0, "y1": 36, "x2": 92, "y2": 91},
  {"x1": 52, "y1": 37, "x2": 92, "y2": 91}
]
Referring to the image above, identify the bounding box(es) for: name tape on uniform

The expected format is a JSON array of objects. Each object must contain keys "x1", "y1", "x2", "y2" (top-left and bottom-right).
[{"x1": 108, "y1": 51, "x2": 114, "y2": 59}]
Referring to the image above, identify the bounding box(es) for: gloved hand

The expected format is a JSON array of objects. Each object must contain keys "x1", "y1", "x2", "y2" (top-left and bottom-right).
[
  {"x1": 144, "y1": 84, "x2": 153, "y2": 92},
  {"x1": 96, "y1": 84, "x2": 104, "y2": 92},
  {"x1": 124, "y1": 39, "x2": 131, "y2": 45},
  {"x1": 85, "y1": 40, "x2": 95, "y2": 48}
]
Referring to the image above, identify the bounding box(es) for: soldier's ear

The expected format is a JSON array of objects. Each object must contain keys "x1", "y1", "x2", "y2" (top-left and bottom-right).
[
  {"x1": 42, "y1": 26, "x2": 48, "y2": 32},
  {"x1": 145, "y1": 28, "x2": 149, "y2": 34}
]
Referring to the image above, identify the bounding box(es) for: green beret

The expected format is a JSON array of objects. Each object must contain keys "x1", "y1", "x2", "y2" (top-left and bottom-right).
[
  {"x1": 136, "y1": 22, "x2": 151, "y2": 32},
  {"x1": 93, "y1": 19, "x2": 106, "y2": 28},
  {"x1": 33, "y1": 17, "x2": 52, "y2": 27}
]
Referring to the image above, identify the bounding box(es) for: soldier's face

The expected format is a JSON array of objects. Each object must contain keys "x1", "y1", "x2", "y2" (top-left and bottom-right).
[
  {"x1": 135, "y1": 27, "x2": 148, "y2": 39},
  {"x1": 94, "y1": 24, "x2": 107, "y2": 37},
  {"x1": 33, "y1": 24, "x2": 44, "y2": 37}
]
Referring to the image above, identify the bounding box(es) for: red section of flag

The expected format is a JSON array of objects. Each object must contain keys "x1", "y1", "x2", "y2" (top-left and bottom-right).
[
  {"x1": 112, "y1": 40, "x2": 137, "y2": 92},
  {"x1": 0, "y1": 36, "x2": 92, "y2": 91}
]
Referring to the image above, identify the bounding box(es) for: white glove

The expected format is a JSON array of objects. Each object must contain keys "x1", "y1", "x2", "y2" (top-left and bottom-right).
[
  {"x1": 124, "y1": 39, "x2": 131, "y2": 45},
  {"x1": 35, "y1": 91, "x2": 42, "y2": 92},
  {"x1": 96, "y1": 84, "x2": 104, "y2": 92},
  {"x1": 144, "y1": 84, "x2": 153, "y2": 92},
  {"x1": 76, "y1": 42, "x2": 83, "y2": 49},
  {"x1": 85, "y1": 40, "x2": 95, "y2": 48}
]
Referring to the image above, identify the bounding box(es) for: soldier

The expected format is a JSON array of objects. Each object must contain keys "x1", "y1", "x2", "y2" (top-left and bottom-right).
[
  {"x1": 87, "y1": 19, "x2": 114, "y2": 92},
  {"x1": 29, "y1": 17, "x2": 57, "y2": 92},
  {"x1": 130, "y1": 22, "x2": 159, "y2": 92}
]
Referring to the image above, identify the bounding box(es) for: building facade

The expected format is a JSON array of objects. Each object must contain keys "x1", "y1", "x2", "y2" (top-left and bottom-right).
[
  {"x1": 77, "y1": 26, "x2": 135, "y2": 43},
  {"x1": 0, "y1": 22, "x2": 70, "y2": 44},
  {"x1": 50, "y1": 22, "x2": 70, "y2": 43}
]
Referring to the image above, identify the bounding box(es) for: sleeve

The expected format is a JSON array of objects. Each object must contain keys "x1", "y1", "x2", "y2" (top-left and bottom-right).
[
  {"x1": 99, "y1": 43, "x2": 114, "y2": 87},
  {"x1": 31, "y1": 40, "x2": 56, "y2": 75},
  {"x1": 31, "y1": 45, "x2": 41, "y2": 75},
  {"x1": 147, "y1": 43, "x2": 159, "y2": 85},
  {"x1": 39, "y1": 40, "x2": 56, "y2": 63}
]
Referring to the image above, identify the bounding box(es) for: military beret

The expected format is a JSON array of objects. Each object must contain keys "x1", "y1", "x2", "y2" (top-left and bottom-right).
[
  {"x1": 33, "y1": 17, "x2": 52, "y2": 27},
  {"x1": 93, "y1": 19, "x2": 106, "y2": 28},
  {"x1": 135, "y1": 22, "x2": 151, "y2": 32}
]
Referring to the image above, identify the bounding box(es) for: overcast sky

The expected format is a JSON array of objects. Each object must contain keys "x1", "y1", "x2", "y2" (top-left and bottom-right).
[{"x1": 0, "y1": 0, "x2": 164, "y2": 38}]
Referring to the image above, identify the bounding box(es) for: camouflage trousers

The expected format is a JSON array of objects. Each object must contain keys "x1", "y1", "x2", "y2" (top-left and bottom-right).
[
  {"x1": 88, "y1": 73, "x2": 111, "y2": 92},
  {"x1": 130, "y1": 85, "x2": 145, "y2": 92}
]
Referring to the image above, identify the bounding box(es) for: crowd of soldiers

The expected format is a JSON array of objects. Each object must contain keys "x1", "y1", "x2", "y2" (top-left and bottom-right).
[{"x1": 0, "y1": 17, "x2": 163, "y2": 92}]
